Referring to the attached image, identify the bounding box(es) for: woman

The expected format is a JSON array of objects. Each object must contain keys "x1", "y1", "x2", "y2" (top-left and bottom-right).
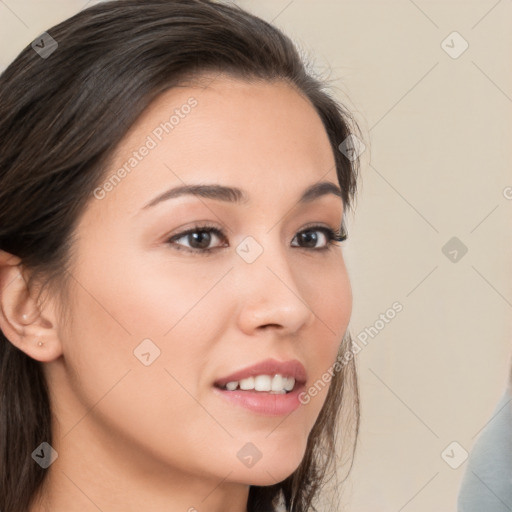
[{"x1": 0, "y1": 1, "x2": 361, "y2": 511}]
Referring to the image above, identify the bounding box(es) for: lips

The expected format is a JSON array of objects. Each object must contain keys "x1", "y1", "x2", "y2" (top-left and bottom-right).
[{"x1": 213, "y1": 358, "x2": 307, "y2": 389}]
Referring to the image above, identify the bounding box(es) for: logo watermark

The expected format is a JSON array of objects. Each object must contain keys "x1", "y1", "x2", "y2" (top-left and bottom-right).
[
  {"x1": 93, "y1": 97, "x2": 198, "y2": 200},
  {"x1": 299, "y1": 301, "x2": 403, "y2": 404}
]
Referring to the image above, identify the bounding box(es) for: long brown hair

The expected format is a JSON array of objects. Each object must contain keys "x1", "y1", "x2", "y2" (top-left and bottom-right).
[{"x1": 0, "y1": 1, "x2": 360, "y2": 510}]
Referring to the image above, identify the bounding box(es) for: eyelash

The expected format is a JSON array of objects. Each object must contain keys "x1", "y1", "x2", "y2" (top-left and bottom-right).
[{"x1": 165, "y1": 223, "x2": 348, "y2": 255}]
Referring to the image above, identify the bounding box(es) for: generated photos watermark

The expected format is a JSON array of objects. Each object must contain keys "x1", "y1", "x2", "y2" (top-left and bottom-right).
[
  {"x1": 299, "y1": 301, "x2": 403, "y2": 405},
  {"x1": 93, "y1": 97, "x2": 198, "y2": 200}
]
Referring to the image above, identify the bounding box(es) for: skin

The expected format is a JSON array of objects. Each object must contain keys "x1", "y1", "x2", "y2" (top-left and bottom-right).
[{"x1": 0, "y1": 73, "x2": 352, "y2": 512}]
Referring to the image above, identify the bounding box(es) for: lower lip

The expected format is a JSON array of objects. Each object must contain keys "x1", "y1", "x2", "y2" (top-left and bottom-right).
[{"x1": 212, "y1": 384, "x2": 305, "y2": 416}]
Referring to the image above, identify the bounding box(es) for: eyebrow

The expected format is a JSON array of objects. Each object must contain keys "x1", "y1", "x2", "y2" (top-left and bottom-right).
[{"x1": 142, "y1": 181, "x2": 343, "y2": 210}]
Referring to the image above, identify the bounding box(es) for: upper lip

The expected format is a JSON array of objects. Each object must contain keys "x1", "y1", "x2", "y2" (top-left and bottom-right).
[{"x1": 214, "y1": 358, "x2": 307, "y2": 388}]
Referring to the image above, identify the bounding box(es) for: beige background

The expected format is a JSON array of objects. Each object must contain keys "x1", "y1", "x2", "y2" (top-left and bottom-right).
[{"x1": 1, "y1": 1, "x2": 511, "y2": 510}]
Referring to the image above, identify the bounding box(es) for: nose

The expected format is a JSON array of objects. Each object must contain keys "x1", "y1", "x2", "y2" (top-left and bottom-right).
[{"x1": 234, "y1": 237, "x2": 316, "y2": 337}]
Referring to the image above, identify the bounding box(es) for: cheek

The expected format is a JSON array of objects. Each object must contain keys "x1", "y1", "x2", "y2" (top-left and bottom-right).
[
  {"x1": 66, "y1": 252, "x2": 223, "y2": 390},
  {"x1": 59, "y1": 266, "x2": 226, "y2": 473},
  {"x1": 74, "y1": 240, "x2": 229, "y2": 339},
  {"x1": 300, "y1": 258, "x2": 351, "y2": 411},
  {"x1": 307, "y1": 256, "x2": 351, "y2": 340},
  {"x1": 66, "y1": 240, "x2": 236, "y2": 400}
]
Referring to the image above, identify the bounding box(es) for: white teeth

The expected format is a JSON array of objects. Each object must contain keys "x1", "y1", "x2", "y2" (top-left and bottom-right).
[
  {"x1": 225, "y1": 381, "x2": 238, "y2": 391},
  {"x1": 271, "y1": 374, "x2": 284, "y2": 392},
  {"x1": 221, "y1": 374, "x2": 296, "y2": 393},
  {"x1": 254, "y1": 375, "x2": 272, "y2": 391},
  {"x1": 239, "y1": 376, "x2": 254, "y2": 390},
  {"x1": 284, "y1": 377, "x2": 295, "y2": 391}
]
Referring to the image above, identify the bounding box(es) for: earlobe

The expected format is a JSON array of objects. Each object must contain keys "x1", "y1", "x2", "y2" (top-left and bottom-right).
[{"x1": 0, "y1": 249, "x2": 63, "y2": 362}]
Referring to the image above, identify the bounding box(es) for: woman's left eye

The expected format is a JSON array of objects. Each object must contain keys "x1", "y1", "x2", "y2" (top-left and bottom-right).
[{"x1": 165, "y1": 223, "x2": 347, "y2": 255}]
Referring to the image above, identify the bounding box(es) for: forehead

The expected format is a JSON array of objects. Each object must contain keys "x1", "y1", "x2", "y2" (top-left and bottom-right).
[{"x1": 93, "y1": 74, "x2": 338, "y2": 215}]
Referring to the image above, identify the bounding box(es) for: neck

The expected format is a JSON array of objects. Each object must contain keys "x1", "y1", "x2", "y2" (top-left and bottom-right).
[{"x1": 29, "y1": 413, "x2": 250, "y2": 512}]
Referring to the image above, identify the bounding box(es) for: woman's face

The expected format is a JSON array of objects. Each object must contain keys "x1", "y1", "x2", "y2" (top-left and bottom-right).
[{"x1": 48, "y1": 74, "x2": 352, "y2": 489}]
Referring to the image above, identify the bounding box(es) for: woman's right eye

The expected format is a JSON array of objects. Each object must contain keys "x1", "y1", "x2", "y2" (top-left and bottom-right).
[{"x1": 165, "y1": 224, "x2": 228, "y2": 255}]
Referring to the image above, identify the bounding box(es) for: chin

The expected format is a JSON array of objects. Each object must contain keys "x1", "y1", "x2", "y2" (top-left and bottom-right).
[
  {"x1": 234, "y1": 452, "x2": 306, "y2": 487},
  {"x1": 239, "y1": 469, "x2": 297, "y2": 487}
]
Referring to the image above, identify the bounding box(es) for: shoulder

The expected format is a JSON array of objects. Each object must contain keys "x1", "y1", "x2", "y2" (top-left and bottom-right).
[{"x1": 457, "y1": 385, "x2": 512, "y2": 511}]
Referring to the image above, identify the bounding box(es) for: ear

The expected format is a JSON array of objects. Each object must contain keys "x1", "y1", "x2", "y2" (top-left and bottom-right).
[{"x1": 0, "y1": 249, "x2": 63, "y2": 362}]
